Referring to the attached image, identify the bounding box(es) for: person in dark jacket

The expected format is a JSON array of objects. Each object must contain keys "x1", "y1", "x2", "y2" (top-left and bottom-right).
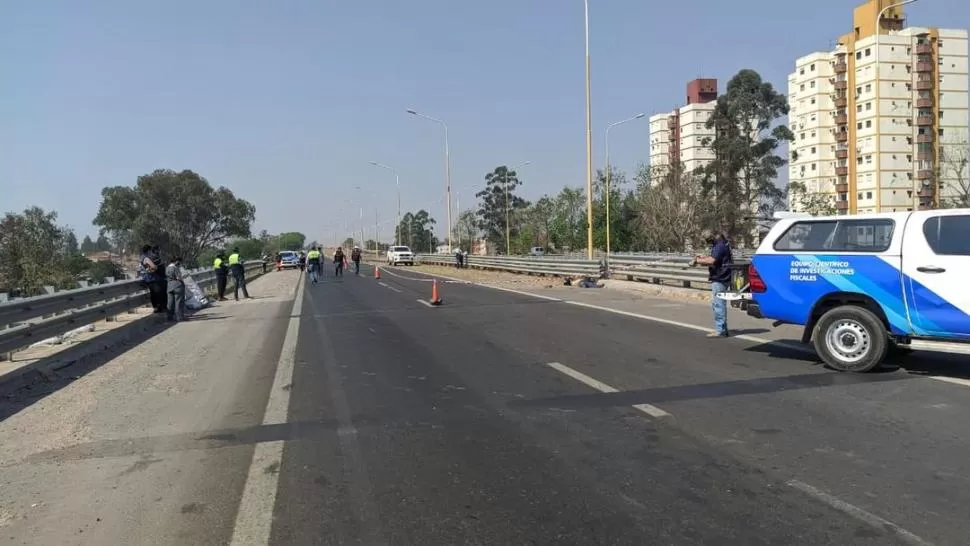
[
  {"x1": 213, "y1": 252, "x2": 229, "y2": 301},
  {"x1": 228, "y1": 247, "x2": 252, "y2": 300},
  {"x1": 694, "y1": 230, "x2": 734, "y2": 337},
  {"x1": 165, "y1": 256, "x2": 186, "y2": 321},
  {"x1": 140, "y1": 244, "x2": 166, "y2": 313},
  {"x1": 333, "y1": 247, "x2": 345, "y2": 278},
  {"x1": 351, "y1": 246, "x2": 362, "y2": 275}
]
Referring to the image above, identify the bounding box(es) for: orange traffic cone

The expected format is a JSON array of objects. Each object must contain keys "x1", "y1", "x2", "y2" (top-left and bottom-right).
[
  {"x1": 430, "y1": 279, "x2": 442, "y2": 305},
  {"x1": 374, "y1": 266, "x2": 381, "y2": 280}
]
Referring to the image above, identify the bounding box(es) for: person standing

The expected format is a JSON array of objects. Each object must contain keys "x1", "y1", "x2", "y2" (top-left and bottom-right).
[
  {"x1": 213, "y1": 252, "x2": 229, "y2": 301},
  {"x1": 165, "y1": 256, "x2": 186, "y2": 322},
  {"x1": 333, "y1": 247, "x2": 345, "y2": 278},
  {"x1": 306, "y1": 246, "x2": 322, "y2": 284},
  {"x1": 351, "y1": 246, "x2": 362, "y2": 275},
  {"x1": 694, "y1": 230, "x2": 734, "y2": 338},
  {"x1": 228, "y1": 246, "x2": 252, "y2": 300},
  {"x1": 140, "y1": 244, "x2": 166, "y2": 313}
]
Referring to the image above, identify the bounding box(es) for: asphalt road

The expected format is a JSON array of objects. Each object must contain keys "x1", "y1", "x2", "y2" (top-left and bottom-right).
[
  {"x1": 2, "y1": 264, "x2": 969, "y2": 545},
  {"x1": 268, "y1": 265, "x2": 970, "y2": 545}
]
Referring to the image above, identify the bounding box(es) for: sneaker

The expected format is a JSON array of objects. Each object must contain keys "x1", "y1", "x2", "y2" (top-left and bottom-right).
[{"x1": 706, "y1": 331, "x2": 729, "y2": 338}]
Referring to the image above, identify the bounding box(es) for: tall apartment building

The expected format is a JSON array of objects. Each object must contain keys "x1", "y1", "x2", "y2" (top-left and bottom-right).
[
  {"x1": 788, "y1": 0, "x2": 968, "y2": 214},
  {"x1": 649, "y1": 79, "x2": 718, "y2": 177}
]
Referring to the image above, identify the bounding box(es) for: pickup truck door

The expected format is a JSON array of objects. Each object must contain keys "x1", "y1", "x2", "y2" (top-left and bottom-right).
[{"x1": 902, "y1": 211, "x2": 970, "y2": 338}]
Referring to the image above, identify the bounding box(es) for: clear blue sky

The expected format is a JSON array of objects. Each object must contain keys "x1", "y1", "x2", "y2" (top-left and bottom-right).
[{"x1": 1, "y1": 0, "x2": 966, "y2": 244}]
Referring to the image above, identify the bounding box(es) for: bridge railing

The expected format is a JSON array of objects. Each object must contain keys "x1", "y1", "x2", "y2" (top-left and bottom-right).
[{"x1": 0, "y1": 261, "x2": 266, "y2": 358}]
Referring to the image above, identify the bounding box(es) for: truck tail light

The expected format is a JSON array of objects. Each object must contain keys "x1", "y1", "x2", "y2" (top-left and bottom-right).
[{"x1": 748, "y1": 264, "x2": 767, "y2": 293}]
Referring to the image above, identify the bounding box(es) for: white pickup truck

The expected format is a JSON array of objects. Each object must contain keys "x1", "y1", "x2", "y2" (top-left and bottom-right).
[
  {"x1": 738, "y1": 209, "x2": 970, "y2": 372},
  {"x1": 386, "y1": 245, "x2": 414, "y2": 266}
]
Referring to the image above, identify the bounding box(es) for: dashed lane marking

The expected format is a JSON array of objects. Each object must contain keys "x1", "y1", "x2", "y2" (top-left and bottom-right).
[{"x1": 545, "y1": 362, "x2": 670, "y2": 418}]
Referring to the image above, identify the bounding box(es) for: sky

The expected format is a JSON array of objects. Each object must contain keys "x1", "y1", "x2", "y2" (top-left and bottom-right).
[{"x1": 2, "y1": 0, "x2": 967, "y2": 245}]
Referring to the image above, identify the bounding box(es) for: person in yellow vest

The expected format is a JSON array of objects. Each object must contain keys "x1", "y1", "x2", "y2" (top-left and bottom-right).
[
  {"x1": 228, "y1": 247, "x2": 252, "y2": 300},
  {"x1": 213, "y1": 252, "x2": 229, "y2": 301},
  {"x1": 306, "y1": 247, "x2": 322, "y2": 284}
]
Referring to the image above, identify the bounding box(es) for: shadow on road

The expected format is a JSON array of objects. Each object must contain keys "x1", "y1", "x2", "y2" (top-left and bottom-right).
[{"x1": 0, "y1": 314, "x2": 176, "y2": 423}]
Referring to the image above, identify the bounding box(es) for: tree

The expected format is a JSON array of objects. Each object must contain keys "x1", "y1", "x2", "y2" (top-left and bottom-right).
[
  {"x1": 396, "y1": 210, "x2": 437, "y2": 252},
  {"x1": 341, "y1": 237, "x2": 355, "y2": 249},
  {"x1": 787, "y1": 181, "x2": 836, "y2": 216},
  {"x1": 94, "y1": 168, "x2": 256, "y2": 267},
  {"x1": 63, "y1": 231, "x2": 80, "y2": 256},
  {"x1": 547, "y1": 186, "x2": 586, "y2": 252},
  {"x1": 94, "y1": 234, "x2": 112, "y2": 252},
  {"x1": 277, "y1": 232, "x2": 306, "y2": 251},
  {"x1": 591, "y1": 167, "x2": 636, "y2": 252},
  {"x1": 700, "y1": 69, "x2": 794, "y2": 247},
  {"x1": 452, "y1": 210, "x2": 479, "y2": 252},
  {"x1": 0, "y1": 207, "x2": 72, "y2": 294},
  {"x1": 634, "y1": 165, "x2": 714, "y2": 252},
  {"x1": 476, "y1": 166, "x2": 530, "y2": 253},
  {"x1": 80, "y1": 235, "x2": 96, "y2": 253},
  {"x1": 938, "y1": 139, "x2": 970, "y2": 208}
]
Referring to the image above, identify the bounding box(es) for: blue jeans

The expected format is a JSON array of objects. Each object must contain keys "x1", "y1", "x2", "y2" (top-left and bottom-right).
[
  {"x1": 308, "y1": 262, "x2": 319, "y2": 283},
  {"x1": 711, "y1": 281, "x2": 728, "y2": 334}
]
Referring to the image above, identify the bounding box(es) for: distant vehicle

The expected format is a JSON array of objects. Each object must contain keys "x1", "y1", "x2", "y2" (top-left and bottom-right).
[
  {"x1": 529, "y1": 247, "x2": 545, "y2": 256},
  {"x1": 386, "y1": 246, "x2": 414, "y2": 266},
  {"x1": 731, "y1": 209, "x2": 970, "y2": 372},
  {"x1": 279, "y1": 251, "x2": 300, "y2": 269}
]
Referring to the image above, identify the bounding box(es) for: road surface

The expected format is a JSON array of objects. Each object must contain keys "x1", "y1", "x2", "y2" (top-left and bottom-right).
[{"x1": 1, "y1": 264, "x2": 968, "y2": 545}]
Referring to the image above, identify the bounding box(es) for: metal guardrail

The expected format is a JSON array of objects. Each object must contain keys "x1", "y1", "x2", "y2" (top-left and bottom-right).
[
  {"x1": 0, "y1": 261, "x2": 266, "y2": 357},
  {"x1": 415, "y1": 254, "x2": 750, "y2": 291}
]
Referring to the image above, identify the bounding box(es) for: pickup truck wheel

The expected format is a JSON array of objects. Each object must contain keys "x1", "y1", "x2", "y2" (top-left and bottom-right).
[{"x1": 813, "y1": 306, "x2": 888, "y2": 373}]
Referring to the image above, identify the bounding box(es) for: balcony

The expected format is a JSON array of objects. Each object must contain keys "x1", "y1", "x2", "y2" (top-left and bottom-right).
[
  {"x1": 919, "y1": 187, "x2": 935, "y2": 198},
  {"x1": 836, "y1": 200, "x2": 850, "y2": 211},
  {"x1": 916, "y1": 114, "x2": 935, "y2": 126},
  {"x1": 916, "y1": 43, "x2": 933, "y2": 55},
  {"x1": 836, "y1": 149, "x2": 848, "y2": 159},
  {"x1": 834, "y1": 96, "x2": 848, "y2": 108},
  {"x1": 918, "y1": 151, "x2": 934, "y2": 161},
  {"x1": 835, "y1": 114, "x2": 848, "y2": 125},
  {"x1": 916, "y1": 61, "x2": 934, "y2": 72},
  {"x1": 836, "y1": 166, "x2": 849, "y2": 176},
  {"x1": 916, "y1": 80, "x2": 934, "y2": 90},
  {"x1": 916, "y1": 134, "x2": 934, "y2": 144},
  {"x1": 834, "y1": 62, "x2": 848, "y2": 73},
  {"x1": 835, "y1": 132, "x2": 848, "y2": 142},
  {"x1": 918, "y1": 169, "x2": 934, "y2": 179},
  {"x1": 834, "y1": 80, "x2": 847, "y2": 90},
  {"x1": 916, "y1": 97, "x2": 934, "y2": 108},
  {"x1": 835, "y1": 182, "x2": 850, "y2": 193}
]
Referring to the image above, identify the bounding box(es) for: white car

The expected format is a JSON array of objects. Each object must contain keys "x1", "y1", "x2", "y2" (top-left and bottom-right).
[{"x1": 386, "y1": 245, "x2": 414, "y2": 266}]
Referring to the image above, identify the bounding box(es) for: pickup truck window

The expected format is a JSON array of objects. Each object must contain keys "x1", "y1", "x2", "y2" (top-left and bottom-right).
[
  {"x1": 773, "y1": 219, "x2": 894, "y2": 252},
  {"x1": 923, "y1": 214, "x2": 970, "y2": 256}
]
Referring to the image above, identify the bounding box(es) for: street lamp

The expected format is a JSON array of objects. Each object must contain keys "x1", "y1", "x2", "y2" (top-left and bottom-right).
[
  {"x1": 503, "y1": 161, "x2": 531, "y2": 255},
  {"x1": 604, "y1": 113, "x2": 645, "y2": 267},
  {"x1": 406, "y1": 109, "x2": 453, "y2": 253},
  {"x1": 583, "y1": 0, "x2": 594, "y2": 259},
  {"x1": 369, "y1": 161, "x2": 401, "y2": 246}
]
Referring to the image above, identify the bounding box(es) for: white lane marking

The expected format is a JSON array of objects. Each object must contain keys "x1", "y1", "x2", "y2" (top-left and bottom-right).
[
  {"x1": 928, "y1": 376, "x2": 970, "y2": 387},
  {"x1": 377, "y1": 267, "x2": 433, "y2": 283},
  {"x1": 229, "y1": 275, "x2": 305, "y2": 546},
  {"x1": 377, "y1": 281, "x2": 402, "y2": 293},
  {"x1": 416, "y1": 299, "x2": 434, "y2": 308},
  {"x1": 545, "y1": 362, "x2": 670, "y2": 418},
  {"x1": 786, "y1": 480, "x2": 933, "y2": 546}
]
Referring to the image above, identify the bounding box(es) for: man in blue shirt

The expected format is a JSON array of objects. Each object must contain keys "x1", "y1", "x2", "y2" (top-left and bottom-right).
[{"x1": 694, "y1": 230, "x2": 734, "y2": 337}]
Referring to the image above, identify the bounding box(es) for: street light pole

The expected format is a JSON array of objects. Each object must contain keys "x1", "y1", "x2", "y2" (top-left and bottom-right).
[
  {"x1": 368, "y1": 161, "x2": 401, "y2": 246},
  {"x1": 604, "y1": 113, "x2": 645, "y2": 268},
  {"x1": 584, "y1": 0, "x2": 594, "y2": 259},
  {"x1": 407, "y1": 109, "x2": 453, "y2": 254}
]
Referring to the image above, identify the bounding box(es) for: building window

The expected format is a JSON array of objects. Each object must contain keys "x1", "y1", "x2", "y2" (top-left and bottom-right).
[
  {"x1": 865, "y1": 48, "x2": 871, "y2": 56},
  {"x1": 810, "y1": 81, "x2": 815, "y2": 88},
  {"x1": 857, "y1": 104, "x2": 863, "y2": 112},
  {"x1": 811, "y1": 63, "x2": 816, "y2": 71},
  {"x1": 811, "y1": 97, "x2": 816, "y2": 104},
  {"x1": 800, "y1": 68, "x2": 805, "y2": 75},
  {"x1": 866, "y1": 120, "x2": 872, "y2": 128},
  {"x1": 800, "y1": 133, "x2": 805, "y2": 140},
  {"x1": 812, "y1": 163, "x2": 817, "y2": 170},
  {"x1": 856, "y1": 86, "x2": 862, "y2": 95},
  {"x1": 811, "y1": 146, "x2": 817, "y2": 154},
  {"x1": 866, "y1": 191, "x2": 872, "y2": 199},
  {"x1": 800, "y1": 84, "x2": 805, "y2": 91},
  {"x1": 811, "y1": 131, "x2": 816, "y2": 137},
  {"x1": 865, "y1": 155, "x2": 873, "y2": 164},
  {"x1": 856, "y1": 51, "x2": 862, "y2": 60},
  {"x1": 866, "y1": 102, "x2": 872, "y2": 111},
  {"x1": 857, "y1": 122, "x2": 863, "y2": 129},
  {"x1": 858, "y1": 193, "x2": 863, "y2": 200},
  {"x1": 865, "y1": 83, "x2": 871, "y2": 92}
]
